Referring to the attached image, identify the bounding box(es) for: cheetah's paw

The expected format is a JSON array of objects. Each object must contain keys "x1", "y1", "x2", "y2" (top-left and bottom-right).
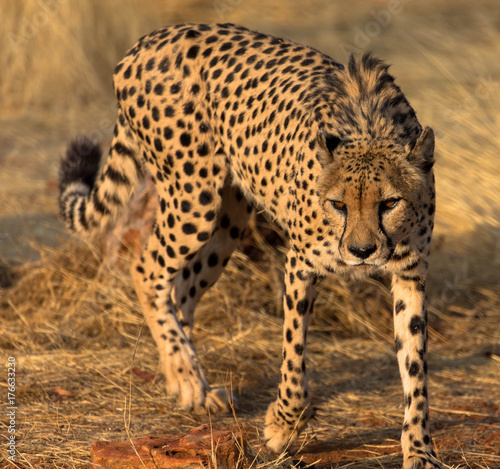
[
  {"x1": 203, "y1": 387, "x2": 238, "y2": 414},
  {"x1": 404, "y1": 454, "x2": 444, "y2": 469},
  {"x1": 163, "y1": 347, "x2": 208, "y2": 412},
  {"x1": 166, "y1": 371, "x2": 207, "y2": 412},
  {"x1": 263, "y1": 400, "x2": 313, "y2": 453},
  {"x1": 166, "y1": 369, "x2": 235, "y2": 414}
]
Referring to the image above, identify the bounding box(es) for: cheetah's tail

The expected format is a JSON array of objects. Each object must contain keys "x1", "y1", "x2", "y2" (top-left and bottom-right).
[{"x1": 59, "y1": 118, "x2": 144, "y2": 237}]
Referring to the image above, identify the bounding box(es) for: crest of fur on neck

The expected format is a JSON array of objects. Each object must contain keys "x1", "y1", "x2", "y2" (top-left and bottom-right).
[{"x1": 318, "y1": 53, "x2": 422, "y2": 150}]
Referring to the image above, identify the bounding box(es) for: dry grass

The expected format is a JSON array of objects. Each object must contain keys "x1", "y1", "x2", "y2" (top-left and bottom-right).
[
  {"x1": 1, "y1": 235, "x2": 498, "y2": 468},
  {"x1": 0, "y1": 0, "x2": 157, "y2": 111},
  {"x1": 0, "y1": 0, "x2": 499, "y2": 468}
]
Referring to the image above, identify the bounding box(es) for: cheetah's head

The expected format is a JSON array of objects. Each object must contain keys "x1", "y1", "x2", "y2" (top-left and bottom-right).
[{"x1": 315, "y1": 127, "x2": 434, "y2": 270}]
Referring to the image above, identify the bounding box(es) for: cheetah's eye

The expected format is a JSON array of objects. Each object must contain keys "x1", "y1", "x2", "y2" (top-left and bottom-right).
[
  {"x1": 330, "y1": 200, "x2": 346, "y2": 212},
  {"x1": 381, "y1": 198, "x2": 401, "y2": 210}
]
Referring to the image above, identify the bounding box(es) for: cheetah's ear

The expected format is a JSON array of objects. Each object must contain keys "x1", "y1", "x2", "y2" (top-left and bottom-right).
[
  {"x1": 408, "y1": 127, "x2": 435, "y2": 172},
  {"x1": 317, "y1": 131, "x2": 343, "y2": 166}
]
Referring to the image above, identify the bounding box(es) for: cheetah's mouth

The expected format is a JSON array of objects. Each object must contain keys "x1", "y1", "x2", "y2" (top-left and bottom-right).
[
  {"x1": 350, "y1": 261, "x2": 389, "y2": 271},
  {"x1": 353, "y1": 263, "x2": 373, "y2": 271}
]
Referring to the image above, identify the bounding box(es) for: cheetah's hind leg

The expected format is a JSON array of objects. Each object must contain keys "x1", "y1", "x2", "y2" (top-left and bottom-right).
[
  {"x1": 131, "y1": 181, "x2": 251, "y2": 413},
  {"x1": 170, "y1": 183, "x2": 253, "y2": 412},
  {"x1": 132, "y1": 230, "x2": 211, "y2": 413}
]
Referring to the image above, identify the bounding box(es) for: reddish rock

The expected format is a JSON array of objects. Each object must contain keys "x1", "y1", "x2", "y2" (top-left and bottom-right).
[{"x1": 90, "y1": 424, "x2": 247, "y2": 469}]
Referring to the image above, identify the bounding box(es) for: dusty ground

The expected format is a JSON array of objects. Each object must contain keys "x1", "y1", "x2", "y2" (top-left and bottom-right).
[{"x1": 0, "y1": 0, "x2": 499, "y2": 468}]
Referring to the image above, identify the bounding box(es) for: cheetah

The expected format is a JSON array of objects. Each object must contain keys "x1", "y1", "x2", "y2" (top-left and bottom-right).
[{"x1": 59, "y1": 23, "x2": 441, "y2": 468}]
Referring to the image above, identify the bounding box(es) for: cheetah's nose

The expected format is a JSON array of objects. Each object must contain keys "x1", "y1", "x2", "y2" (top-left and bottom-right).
[{"x1": 348, "y1": 244, "x2": 377, "y2": 259}]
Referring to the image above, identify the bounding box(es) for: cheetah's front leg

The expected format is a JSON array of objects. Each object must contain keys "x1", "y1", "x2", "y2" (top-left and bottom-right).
[
  {"x1": 264, "y1": 252, "x2": 317, "y2": 453},
  {"x1": 392, "y1": 273, "x2": 442, "y2": 469}
]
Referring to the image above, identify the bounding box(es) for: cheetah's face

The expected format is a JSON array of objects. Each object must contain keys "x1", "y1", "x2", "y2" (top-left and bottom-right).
[{"x1": 316, "y1": 129, "x2": 434, "y2": 270}]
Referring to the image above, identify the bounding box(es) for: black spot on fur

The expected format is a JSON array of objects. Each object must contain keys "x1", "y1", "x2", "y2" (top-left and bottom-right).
[
  {"x1": 409, "y1": 316, "x2": 425, "y2": 335},
  {"x1": 208, "y1": 253, "x2": 218, "y2": 267},
  {"x1": 395, "y1": 336, "x2": 403, "y2": 353},
  {"x1": 186, "y1": 45, "x2": 200, "y2": 59},
  {"x1": 296, "y1": 299, "x2": 309, "y2": 316},
  {"x1": 199, "y1": 191, "x2": 213, "y2": 205},
  {"x1": 395, "y1": 300, "x2": 406, "y2": 314},
  {"x1": 408, "y1": 361, "x2": 420, "y2": 376},
  {"x1": 182, "y1": 223, "x2": 197, "y2": 234}
]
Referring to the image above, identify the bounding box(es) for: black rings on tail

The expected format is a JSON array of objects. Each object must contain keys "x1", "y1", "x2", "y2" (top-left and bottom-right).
[
  {"x1": 58, "y1": 137, "x2": 103, "y2": 232},
  {"x1": 59, "y1": 138, "x2": 101, "y2": 197}
]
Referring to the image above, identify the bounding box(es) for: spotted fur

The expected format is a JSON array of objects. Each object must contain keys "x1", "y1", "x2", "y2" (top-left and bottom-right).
[{"x1": 59, "y1": 23, "x2": 441, "y2": 468}]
